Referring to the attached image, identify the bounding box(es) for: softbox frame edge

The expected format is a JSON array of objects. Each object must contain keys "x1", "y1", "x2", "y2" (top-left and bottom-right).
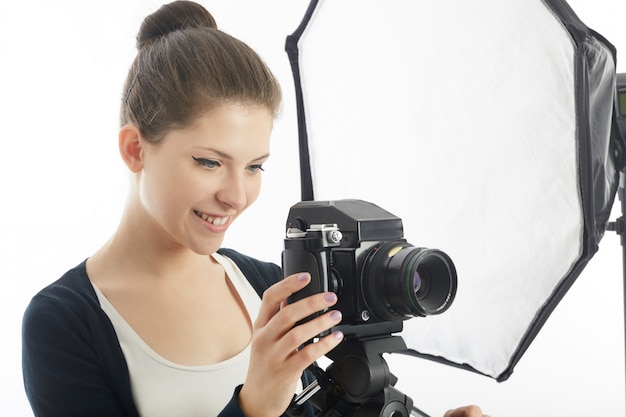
[{"x1": 494, "y1": 0, "x2": 622, "y2": 382}]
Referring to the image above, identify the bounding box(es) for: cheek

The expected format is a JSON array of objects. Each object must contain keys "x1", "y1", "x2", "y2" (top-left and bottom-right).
[
  {"x1": 245, "y1": 177, "x2": 263, "y2": 207},
  {"x1": 140, "y1": 166, "x2": 201, "y2": 216}
]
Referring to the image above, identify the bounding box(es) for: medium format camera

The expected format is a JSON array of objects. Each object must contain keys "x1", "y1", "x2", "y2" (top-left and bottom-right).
[{"x1": 282, "y1": 199, "x2": 457, "y2": 338}]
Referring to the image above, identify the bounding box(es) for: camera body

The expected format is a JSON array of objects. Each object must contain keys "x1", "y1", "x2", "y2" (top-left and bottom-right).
[{"x1": 282, "y1": 199, "x2": 457, "y2": 338}]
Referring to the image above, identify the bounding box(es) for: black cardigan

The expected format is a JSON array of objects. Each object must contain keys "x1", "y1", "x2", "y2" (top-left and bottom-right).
[{"x1": 22, "y1": 248, "x2": 315, "y2": 417}]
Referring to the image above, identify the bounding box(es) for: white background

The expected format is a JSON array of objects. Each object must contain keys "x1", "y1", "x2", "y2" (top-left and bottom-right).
[{"x1": 0, "y1": 1, "x2": 624, "y2": 416}]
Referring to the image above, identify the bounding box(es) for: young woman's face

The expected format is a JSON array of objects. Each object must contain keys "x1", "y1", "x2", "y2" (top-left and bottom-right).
[{"x1": 137, "y1": 103, "x2": 273, "y2": 255}]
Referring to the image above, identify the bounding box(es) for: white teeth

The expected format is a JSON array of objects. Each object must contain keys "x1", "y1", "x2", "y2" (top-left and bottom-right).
[
  {"x1": 211, "y1": 216, "x2": 228, "y2": 226},
  {"x1": 196, "y1": 211, "x2": 228, "y2": 226}
]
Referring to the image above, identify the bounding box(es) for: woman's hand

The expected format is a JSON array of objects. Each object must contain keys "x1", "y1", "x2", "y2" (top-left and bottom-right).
[
  {"x1": 238, "y1": 272, "x2": 344, "y2": 417},
  {"x1": 444, "y1": 405, "x2": 490, "y2": 417}
]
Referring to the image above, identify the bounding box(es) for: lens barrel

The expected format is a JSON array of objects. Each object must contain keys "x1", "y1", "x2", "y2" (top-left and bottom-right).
[{"x1": 361, "y1": 241, "x2": 457, "y2": 321}]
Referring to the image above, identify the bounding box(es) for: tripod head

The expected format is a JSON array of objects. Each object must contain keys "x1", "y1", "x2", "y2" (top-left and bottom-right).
[{"x1": 284, "y1": 332, "x2": 431, "y2": 417}]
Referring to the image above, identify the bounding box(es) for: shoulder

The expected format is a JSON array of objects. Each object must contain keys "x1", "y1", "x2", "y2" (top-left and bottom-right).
[
  {"x1": 23, "y1": 260, "x2": 106, "y2": 341},
  {"x1": 25, "y1": 260, "x2": 97, "y2": 317},
  {"x1": 217, "y1": 248, "x2": 281, "y2": 296},
  {"x1": 22, "y1": 260, "x2": 128, "y2": 387},
  {"x1": 22, "y1": 261, "x2": 137, "y2": 416}
]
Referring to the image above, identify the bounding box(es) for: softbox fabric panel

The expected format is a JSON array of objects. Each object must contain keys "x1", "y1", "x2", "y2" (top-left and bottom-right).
[{"x1": 285, "y1": 0, "x2": 621, "y2": 380}]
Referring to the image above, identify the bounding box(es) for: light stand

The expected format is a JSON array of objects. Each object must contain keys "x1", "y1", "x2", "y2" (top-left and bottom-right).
[
  {"x1": 607, "y1": 170, "x2": 626, "y2": 411},
  {"x1": 607, "y1": 72, "x2": 626, "y2": 411}
]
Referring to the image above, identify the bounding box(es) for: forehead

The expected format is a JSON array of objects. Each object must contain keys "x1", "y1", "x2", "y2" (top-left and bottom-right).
[
  {"x1": 198, "y1": 102, "x2": 274, "y2": 127},
  {"x1": 161, "y1": 103, "x2": 274, "y2": 152}
]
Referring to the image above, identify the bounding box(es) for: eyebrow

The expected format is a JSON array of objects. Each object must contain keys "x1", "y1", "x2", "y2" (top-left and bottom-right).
[{"x1": 196, "y1": 147, "x2": 270, "y2": 162}]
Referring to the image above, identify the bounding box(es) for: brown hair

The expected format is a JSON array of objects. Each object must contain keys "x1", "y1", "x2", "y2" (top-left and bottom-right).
[{"x1": 120, "y1": 0, "x2": 281, "y2": 143}]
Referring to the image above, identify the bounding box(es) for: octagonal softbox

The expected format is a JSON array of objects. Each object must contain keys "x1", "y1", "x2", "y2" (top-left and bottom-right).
[{"x1": 285, "y1": 0, "x2": 624, "y2": 381}]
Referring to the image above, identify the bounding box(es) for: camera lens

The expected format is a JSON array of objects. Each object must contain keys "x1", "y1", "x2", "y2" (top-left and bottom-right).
[{"x1": 361, "y1": 241, "x2": 457, "y2": 321}]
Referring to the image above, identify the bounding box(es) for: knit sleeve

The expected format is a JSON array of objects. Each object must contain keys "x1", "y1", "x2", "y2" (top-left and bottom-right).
[{"x1": 217, "y1": 384, "x2": 246, "y2": 417}]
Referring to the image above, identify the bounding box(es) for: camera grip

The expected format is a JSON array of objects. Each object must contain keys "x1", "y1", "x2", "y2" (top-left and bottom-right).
[{"x1": 282, "y1": 249, "x2": 328, "y2": 305}]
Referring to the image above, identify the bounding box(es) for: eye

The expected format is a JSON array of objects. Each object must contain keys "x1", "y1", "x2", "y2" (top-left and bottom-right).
[
  {"x1": 192, "y1": 156, "x2": 220, "y2": 169},
  {"x1": 247, "y1": 164, "x2": 265, "y2": 173}
]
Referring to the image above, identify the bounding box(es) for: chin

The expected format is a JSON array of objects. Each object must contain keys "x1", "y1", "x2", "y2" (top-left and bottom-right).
[{"x1": 192, "y1": 238, "x2": 225, "y2": 256}]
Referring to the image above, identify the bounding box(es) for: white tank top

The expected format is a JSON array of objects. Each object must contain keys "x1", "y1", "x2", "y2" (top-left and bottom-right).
[{"x1": 92, "y1": 253, "x2": 262, "y2": 416}]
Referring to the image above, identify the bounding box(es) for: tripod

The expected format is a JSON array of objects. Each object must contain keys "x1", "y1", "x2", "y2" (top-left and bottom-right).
[{"x1": 284, "y1": 333, "x2": 431, "y2": 417}]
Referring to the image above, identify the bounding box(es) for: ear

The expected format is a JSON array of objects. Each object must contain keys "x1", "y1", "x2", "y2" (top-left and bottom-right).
[{"x1": 119, "y1": 124, "x2": 144, "y2": 173}]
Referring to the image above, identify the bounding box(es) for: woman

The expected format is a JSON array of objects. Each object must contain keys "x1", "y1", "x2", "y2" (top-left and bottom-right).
[{"x1": 22, "y1": 1, "x2": 488, "y2": 416}]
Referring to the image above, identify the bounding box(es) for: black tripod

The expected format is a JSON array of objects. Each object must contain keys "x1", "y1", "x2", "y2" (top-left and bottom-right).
[{"x1": 284, "y1": 332, "x2": 431, "y2": 417}]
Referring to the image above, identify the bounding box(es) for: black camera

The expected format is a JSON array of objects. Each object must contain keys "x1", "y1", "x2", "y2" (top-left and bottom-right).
[{"x1": 281, "y1": 199, "x2": 457, "y2": 338}]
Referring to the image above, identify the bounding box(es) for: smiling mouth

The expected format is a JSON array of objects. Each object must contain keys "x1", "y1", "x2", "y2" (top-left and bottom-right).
[{"x1": 194, "y1": 210, "x2": 229, "y2": 226}]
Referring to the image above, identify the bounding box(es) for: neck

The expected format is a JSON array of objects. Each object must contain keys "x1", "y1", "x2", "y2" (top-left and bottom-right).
[{"x1": 88, "y1": 195, "x2": 220, "y2": 283}]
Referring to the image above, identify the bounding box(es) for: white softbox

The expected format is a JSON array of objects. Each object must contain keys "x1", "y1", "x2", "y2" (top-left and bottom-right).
[{"x1": 284, "y1": 0, "x2": 624, "y2": 381}]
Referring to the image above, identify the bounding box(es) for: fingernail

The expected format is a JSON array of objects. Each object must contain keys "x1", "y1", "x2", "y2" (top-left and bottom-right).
[
  {"x1": 333, "y1": 331, "x2": 344, "y2": 340},
  {"x1": 323, "y1": 293, "x2": 337, "y2": 303},
  {"x1": 330, "y1": 310, "x2": 342, "y2": 321},
  {"x1": 298, "y1": 273, "x2": 309, "y2": 282}
]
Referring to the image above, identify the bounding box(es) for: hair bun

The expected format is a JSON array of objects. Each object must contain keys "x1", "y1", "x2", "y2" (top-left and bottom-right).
[{"x1": 136, "y1": 0, "x2": 217, "y2": 49}]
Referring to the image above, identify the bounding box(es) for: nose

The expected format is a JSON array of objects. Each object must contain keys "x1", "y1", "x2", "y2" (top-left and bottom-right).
[{"x1": 216, "y1": 172, "x2": 247, "y2": 211}]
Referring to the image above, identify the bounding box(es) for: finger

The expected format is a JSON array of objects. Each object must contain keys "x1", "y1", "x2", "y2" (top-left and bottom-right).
[
  {"x1": 290, "y1": 325, "x2": 345, "y2": 368},
  {"x1": 280, "y1": 308, "x2": 343, "y2": 353},
  {"x1": 444, "y1": 405, "x2": 485, "y2": 417},
  {"x1": 264, "y1": 291, "x2": 339, "y2": 340},
  {"x1": 256, "y1": 272, "x2": 311, "y2": 326}
]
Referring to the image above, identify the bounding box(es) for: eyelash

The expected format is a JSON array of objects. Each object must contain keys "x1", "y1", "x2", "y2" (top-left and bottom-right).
[
  {"x1": 248, "y1": 164, "x2": 265, "y2": 173},
  {"x1": 192, "y1": 157, "x2": 265, "y2": 173},
  {"x1": 192, "y1": 156, "x2": 220, "y2": 169}
]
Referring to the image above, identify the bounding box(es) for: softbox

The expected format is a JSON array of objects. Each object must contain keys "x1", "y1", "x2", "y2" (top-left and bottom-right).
[{"x1": 285, "y1": 0, "x2": 624, "y2": 381}]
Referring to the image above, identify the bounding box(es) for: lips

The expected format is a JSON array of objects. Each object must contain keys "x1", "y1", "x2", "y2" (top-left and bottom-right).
[{"x1": 194, "y1": 210, "x2": 229, "y2": 226}]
